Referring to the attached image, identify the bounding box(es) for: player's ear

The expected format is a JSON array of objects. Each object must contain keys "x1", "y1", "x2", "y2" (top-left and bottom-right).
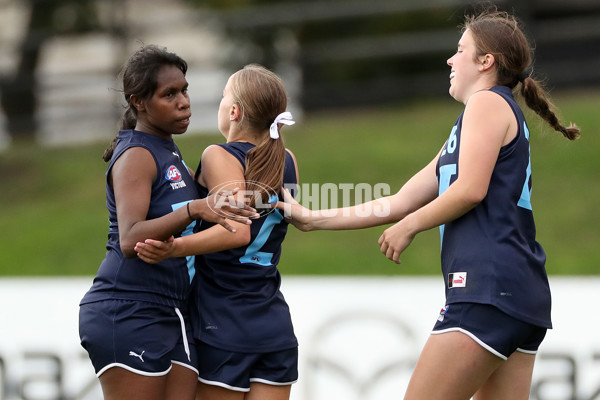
[
  {"x1": 230, "y1": 103, "x2": 242, "y2": 121},
  {"x1": 131, "y1": 95, "x2": 145, "y2": 112},
  {"x1": 479, "y1": 53, "x2": 495, "y2": 72}
]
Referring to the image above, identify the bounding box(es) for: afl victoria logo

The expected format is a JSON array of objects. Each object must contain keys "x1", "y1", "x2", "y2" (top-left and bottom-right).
[{"x1": 165, "y1": 165, "x2": 182, "y2": 182}]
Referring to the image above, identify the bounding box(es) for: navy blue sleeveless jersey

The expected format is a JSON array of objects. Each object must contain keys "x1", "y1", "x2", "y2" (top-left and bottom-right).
[
  {"x1": 192, "y1": 142, "x2": 299, "y2": 352},
  {"x1": 436, "y1": 86, "x2": 552, "y2": 328},
  {"x1": 80, "y1": 130, "x2": 199, "y2": 308}
]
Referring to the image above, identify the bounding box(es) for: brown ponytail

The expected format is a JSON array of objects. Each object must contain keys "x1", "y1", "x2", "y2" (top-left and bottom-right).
[
  {"x1": 102, "y1": 107, "x2": 138, "y2": 162},
  {"x1": 245, "y1": 135, "x2": 287, "y2": 208},
  {"x1": 102, "y1": 136, "x2": 118, "y2": 162},
  {"x1": 230, "y1": 65, "x2": 290, "y2": 207},
  {"x1": 520, "y1": 77, "x2": 580, "y2": 140},
  {"x1": 465, "y1": 7, "x2": 580, "y2": 141}
]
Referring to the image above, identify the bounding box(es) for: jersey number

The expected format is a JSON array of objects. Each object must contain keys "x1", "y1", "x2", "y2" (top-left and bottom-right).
[{"x1": 239, "y1": 211, "x2": 284, "y2": 266}]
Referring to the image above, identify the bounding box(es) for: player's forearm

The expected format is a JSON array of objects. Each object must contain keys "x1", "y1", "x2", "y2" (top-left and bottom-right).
[
  {"x1": 406, "y1": 182, "x2": 479, "y2": 235},
  {"x1": 172, "y1": 225, "x2": 251, "y2": 257},
  {"x1": 310, "y1": 197, "x2": 399, "y2": 230},
  {"x1": 120, "y1": 208, "x2": 193, "y2": 257}
]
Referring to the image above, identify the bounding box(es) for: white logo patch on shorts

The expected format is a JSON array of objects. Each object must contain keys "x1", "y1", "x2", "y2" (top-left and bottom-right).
[
  {"x1": 448, "y1": 272, "x2": 467, "y2": 288},
  {"x1": 437, "y1": 305, "x2": 450, "y2": 322}
]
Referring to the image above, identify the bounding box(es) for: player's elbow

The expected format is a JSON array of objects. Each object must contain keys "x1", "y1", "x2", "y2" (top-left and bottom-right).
[
  {"x1": 462, "y1": 185, "x2": 487, "y2": 206},
  {"x1": 223, "y1": 225, "x2": 251, "y2": 248},
  {"x1": 232, "y1": 228, "x2": 252, "y2": 247},
  {"x1": 453, "y1": 178, "x2": 488, "y2": 206},
  {"x1": 120, "y1": 242, "x2": 138, "y2": 258},
  {"x1": 118, "y1": 227, "x2": 142, "y2": 258}
]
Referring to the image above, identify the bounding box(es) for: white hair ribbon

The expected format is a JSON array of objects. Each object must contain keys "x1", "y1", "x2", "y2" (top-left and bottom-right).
[{"x1": 269, "y1": 111, "x2": 295, "y2": 139}]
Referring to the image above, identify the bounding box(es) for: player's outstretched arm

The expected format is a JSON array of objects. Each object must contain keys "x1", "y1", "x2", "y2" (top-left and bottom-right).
[{"x1": 276, "y1": 150, "x2": 441, "y2": 232}]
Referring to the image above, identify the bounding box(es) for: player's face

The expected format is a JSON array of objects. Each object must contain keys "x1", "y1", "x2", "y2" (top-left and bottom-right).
[
  {"x1": 136, "y1": 65, "x2": 191, "y2": 138},
  {"x1": 218, "y1": 74, "x2": 235, "y2": 139},
  {"x1": 447, "y1": 29, "x2": 481, "y2": 103}
]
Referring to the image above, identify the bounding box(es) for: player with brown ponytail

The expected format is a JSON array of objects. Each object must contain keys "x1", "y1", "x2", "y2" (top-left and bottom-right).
[
  {"x1": 276, "y1": 6, "x2": 580, "y2": 400},
  {"x1": 229, "y1": 64, "x2": 292, "y2": 207},
  {"x1": 465, "y1": 9, "x2": 580, "y2": 141},
  {"x1": 135, "y1": 64, "x2": 300, "y2": 400}
]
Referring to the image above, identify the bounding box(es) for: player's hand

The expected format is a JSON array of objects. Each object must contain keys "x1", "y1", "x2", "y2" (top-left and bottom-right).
[
  {"x1": 135, "y1": 236, "x2": 176, "y2": 264},
  {"x1": 274, "y1": 187, "x2": 315, "y2": 232},
  {"x1": 194, "y1": 188, "x2": 260, "y2": 232},
  {"x1": 377, "y1": 220, "x2": 415, "y2": 264}
]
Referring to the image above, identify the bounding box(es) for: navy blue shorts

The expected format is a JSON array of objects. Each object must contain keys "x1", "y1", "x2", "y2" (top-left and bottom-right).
[
  {"x1": 432, "y1": 302, "x2": 547, "y2": 360},
  {"x1": 196, "y1": 341, "x2": 298, "y2": 392},
  {"x1": 79, "y1": 299, "x2": 198, "y2": 376}
]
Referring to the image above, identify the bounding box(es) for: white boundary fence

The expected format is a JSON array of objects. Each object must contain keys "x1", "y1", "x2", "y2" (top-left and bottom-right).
[{"x1": 0, "y1": 276, "x2": 599, "y2": 400}]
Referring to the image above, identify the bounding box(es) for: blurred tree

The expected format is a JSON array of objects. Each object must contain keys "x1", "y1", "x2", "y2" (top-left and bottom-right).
[
  {"x1": 0, "y1": 0, "x2": 99, "y2": 142},
  {"x1": 188, "y1": 0, "x2": 600, "y2": 110},
  {"x1": 189, "y1": 0, "x2": 294, "y2": 69},
  {"x1": 186, "y1": 0, "x2": 463, "y2": 109}
]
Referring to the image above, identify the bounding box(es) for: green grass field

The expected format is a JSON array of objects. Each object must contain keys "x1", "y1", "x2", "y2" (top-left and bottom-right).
[{"x1": 1, "y1": 89, "x2": 598, "y2": 276}]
